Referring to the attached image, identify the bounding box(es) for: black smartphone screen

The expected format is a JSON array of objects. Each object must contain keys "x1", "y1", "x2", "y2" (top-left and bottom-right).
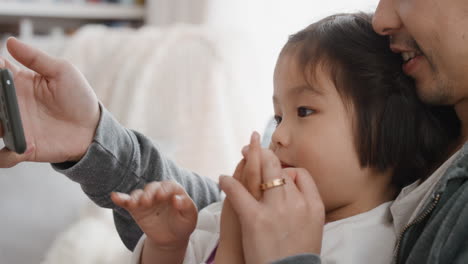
[{"x1": 0, "y1": 68, "x2": 26, "y2": 154}]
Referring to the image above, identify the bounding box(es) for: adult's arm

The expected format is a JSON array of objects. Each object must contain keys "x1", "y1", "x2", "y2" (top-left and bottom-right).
[
  {"x1": 0, "y1": 37, "x2": 221, "y2": 250},
  {"x1": 52, "y1": 106, "x2": 222, "y2": 250}
]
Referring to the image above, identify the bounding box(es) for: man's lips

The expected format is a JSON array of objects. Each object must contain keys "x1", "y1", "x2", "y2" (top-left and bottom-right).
[
  {"x1": 389, "y1": 45, "x2": 425, "y2": 76},
  {"x1": 402, "y1": 55, "x2": 424, "y2": 76},
  {"x1": 281, "y1": 162, "x2": 294, "y2": 169}
]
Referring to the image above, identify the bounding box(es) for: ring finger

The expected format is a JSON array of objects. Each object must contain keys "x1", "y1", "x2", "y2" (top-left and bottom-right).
[{"x1": 259, "y1": 149, "x2": 287, "y2": 203}]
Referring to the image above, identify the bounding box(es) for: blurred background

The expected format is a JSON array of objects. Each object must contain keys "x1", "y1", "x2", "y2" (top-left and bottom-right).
[{"x1": 0, "y1": 0, "x2": 377, "y2": 263}]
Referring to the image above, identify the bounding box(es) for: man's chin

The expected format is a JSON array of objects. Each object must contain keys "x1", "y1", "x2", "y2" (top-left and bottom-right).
[{"x1": 415, "y1": 80, "x2": 451, "y2": 105}]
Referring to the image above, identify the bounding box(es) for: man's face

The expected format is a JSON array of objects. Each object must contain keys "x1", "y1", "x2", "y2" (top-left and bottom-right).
[{"x1": 372, "y1": 0, "x2": 468, "y2": 105}]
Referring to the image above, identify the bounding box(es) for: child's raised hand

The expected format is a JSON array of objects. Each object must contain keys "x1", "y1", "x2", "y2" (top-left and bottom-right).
[
  {"x1": 111, "y1": 181, "x2": 198, "y2": 250},
  {"x1": 221, "y1": 132, "x2": 325, "y2": 264}
]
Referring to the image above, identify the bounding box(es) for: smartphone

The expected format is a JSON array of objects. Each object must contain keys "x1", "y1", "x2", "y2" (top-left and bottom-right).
[{"x1": 0, "y1": 68, "x2": 26, "y2": 154}]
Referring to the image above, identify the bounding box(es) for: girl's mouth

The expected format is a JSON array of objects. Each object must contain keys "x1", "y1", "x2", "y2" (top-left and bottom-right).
[{"x1": 281, "y1": 162, "x2": 294, "y2": 169}]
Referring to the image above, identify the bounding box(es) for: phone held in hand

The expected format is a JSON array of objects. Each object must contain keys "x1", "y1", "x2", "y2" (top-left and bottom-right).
[{"x1": 0, "y1": 68, "x2": 26, "y2": 154}]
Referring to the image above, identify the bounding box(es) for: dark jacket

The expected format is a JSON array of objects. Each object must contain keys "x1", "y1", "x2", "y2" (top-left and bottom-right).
[{"x1": 395, "y1": 142, "x2": 468, "y2": 264}]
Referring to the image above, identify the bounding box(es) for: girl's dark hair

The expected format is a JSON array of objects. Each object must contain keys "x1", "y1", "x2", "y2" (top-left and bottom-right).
[{"x1": 283, "y1": 13, "x2": 460, "y2": 188}]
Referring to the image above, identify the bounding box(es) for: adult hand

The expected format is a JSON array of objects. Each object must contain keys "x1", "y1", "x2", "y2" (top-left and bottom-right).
[
  {"x1": 0, "y1": 37, "x2": 100, "y2": 167},
  {"x1": 219, "y1": 132, "x2": 325, "y2": 264}
]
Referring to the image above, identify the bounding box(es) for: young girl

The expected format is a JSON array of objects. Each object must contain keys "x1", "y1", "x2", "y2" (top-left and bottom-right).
[{"x1": 112, "y1": 13, "x2": 458, "y2": 264}]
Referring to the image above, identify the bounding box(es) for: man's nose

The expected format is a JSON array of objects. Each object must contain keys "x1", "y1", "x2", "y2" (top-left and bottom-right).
[{"x1": 372, "y1": 0, "x2": 402, "y2": 36}]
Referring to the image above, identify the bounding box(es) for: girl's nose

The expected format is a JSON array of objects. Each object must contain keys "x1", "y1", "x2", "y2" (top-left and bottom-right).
[{"x1": 270, "y1": 122, "x2": 290, "y2": 150}]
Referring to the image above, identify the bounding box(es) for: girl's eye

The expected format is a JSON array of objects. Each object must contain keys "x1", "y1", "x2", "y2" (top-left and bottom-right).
[
  {"x1": 274, "y1": 115, "x2": 282, "y2": 126},
  {"x1": 297, "y1": 107, "x2": 315, "y2": 117}
]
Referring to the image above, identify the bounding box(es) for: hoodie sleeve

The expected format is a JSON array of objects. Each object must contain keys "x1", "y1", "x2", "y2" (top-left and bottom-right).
[{"x1": 52, "y1": 104, "x2": 222, "y2": 250}]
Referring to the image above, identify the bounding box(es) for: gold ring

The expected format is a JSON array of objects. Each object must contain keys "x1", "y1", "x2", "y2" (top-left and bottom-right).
[{"x1": 260, "y1": 178, "x2": 286, "y2": 191}]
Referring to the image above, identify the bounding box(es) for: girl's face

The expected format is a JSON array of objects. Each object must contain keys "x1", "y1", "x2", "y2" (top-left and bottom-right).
[{"x1": 271, "y1": 54, "x2": 394, "y2": 222}]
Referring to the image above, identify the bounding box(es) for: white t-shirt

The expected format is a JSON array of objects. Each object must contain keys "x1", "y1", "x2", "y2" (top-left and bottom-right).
[
  {"x1": 131, "y1": 201, "x2": 395, "y2": 264},
  {"x1": 321, "y1": 201, "x2": 395, "y2": 264}
]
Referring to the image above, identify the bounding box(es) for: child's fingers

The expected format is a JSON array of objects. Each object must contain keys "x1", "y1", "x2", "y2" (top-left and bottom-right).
[
  {"x1": 172, "y1": 194, "x2": 197, "y2": 220},
  {"x1": 283, "y1": 168, "x2": 298, "y2": 183},
  {"x1": 243, "y1": 131, "x2": 263, "y2": 199},
  {"x1": 152, "y1": 181, "x2": 186, "y2": 205},
  {"x1": 111, "y1": 192, "x2": 131, "y2": 209},
  {"x1": 258, "y1": 148, "x2": 288, "y2": 204},
  {"x1": 232, "y1": 158, "x2": 246, "y2": 181},
  {"x1": 139, "y1": 181, "x2": 162, "y2": 208},
  {"x1": 241, "y1": 145, "x2": 249, "y2": 158},
  {"x1": 127, "y1": 189, "x2": 145, "y2": 209},
  {"x1": 114, "y1": 181, "x2": 187, "y2": 211},
  {"x1": 155, "y1": 181, "x2": 177, "y2": 200}
]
